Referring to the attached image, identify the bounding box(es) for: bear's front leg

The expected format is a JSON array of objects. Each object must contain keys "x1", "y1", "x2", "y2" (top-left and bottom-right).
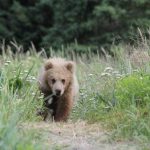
[{"x1": 54, "y1": 96, "x2": 73, "y2": 122}]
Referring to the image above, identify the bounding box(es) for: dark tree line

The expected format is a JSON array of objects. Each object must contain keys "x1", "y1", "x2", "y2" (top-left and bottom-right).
[{"x1": 0, "y1": 0, "x2": 150, "y2": 52}]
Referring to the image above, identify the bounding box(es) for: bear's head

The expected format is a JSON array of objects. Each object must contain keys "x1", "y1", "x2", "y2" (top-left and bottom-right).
[{"x1": 44, "y1": 59, "x2": 75, "y2": 97}]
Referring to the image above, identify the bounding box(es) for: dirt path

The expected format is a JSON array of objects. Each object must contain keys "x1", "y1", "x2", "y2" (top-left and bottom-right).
[{"x1": 23, "y1": 121, "x2": 138, "y2": 150}]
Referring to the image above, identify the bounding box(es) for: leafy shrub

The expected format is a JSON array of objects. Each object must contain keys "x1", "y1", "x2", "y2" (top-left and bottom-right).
[
  {"x1": 108, "y1": 73, "x2": 150, "y2": 140},
  {"x1": 0, "y1": 0, "x2": 150, "y2": 52},
  {"x1": 115, "y1": 73, "x2": 150, "y2": 108}
]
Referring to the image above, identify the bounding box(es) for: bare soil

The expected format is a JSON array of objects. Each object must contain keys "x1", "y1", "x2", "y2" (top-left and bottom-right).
[{"x1": 22, "y1": 121, "x2": 139, "y2": 150}]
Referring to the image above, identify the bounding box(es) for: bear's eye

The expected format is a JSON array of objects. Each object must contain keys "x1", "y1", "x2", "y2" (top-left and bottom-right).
[
  {"x1": 62, "y1": 79, "x2": 65, "y2": 84},
  {"x1": 51, "y1": 79, "x2": 56, "y2": 84}
]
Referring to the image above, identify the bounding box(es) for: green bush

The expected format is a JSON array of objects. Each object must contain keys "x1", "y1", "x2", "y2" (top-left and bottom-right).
[
  {"x1": 0, "y1": 0, "x2": 150, "y2": 52},
  {"x1": 115, "y1": 73, "x2": 150, "y2": 108},
  {"x1": 110, "y1": 73, "x2": 150, "y2": 140}
]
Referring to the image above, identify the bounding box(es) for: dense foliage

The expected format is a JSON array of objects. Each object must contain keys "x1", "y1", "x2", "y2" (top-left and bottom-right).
[{"x1": 0, "y1": 0, "x2": 150, "y2": 52}]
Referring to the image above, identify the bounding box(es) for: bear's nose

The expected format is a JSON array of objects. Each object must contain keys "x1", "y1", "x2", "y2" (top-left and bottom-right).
[{"x1": 55, "y1": 89, "x2": 61, "y2": 96}]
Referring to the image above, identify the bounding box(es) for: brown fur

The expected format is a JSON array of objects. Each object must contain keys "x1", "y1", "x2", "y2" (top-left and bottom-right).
[{"x1": 38, "y1": 58, "x2": 79, "y2": 122}]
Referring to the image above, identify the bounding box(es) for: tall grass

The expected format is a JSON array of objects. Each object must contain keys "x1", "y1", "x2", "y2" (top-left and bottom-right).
[
  {"x1": 0, "y1": 50, "x2": 44, "y2": 150},
  {"x1": 72, "y1": 32, "x2": 150, "y2": 145},
  {"x1": 0, "y1": 31, "x2": 150, "y2": 149}
]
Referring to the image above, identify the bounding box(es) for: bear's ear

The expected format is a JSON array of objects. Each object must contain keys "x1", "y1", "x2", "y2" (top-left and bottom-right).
[
  {"x1": 66, "y1": 61, "x2": 75, "y2": 73},
  {"x1": 44, "y1": 61, "x2": 53, "y2": 70}
]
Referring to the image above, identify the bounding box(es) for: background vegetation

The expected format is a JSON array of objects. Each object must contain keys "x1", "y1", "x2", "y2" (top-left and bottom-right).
[
  {"x1": 0, "y1": 33, "x2": 150, "y2": 149},
  {"x1": 0, "y1": 0, "x2": 150, "y2": 53}
]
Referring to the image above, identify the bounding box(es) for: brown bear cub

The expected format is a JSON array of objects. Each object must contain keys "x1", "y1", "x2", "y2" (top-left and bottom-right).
[{"x1": 38, "y1": 58, "x2": 79, "y2": 122}]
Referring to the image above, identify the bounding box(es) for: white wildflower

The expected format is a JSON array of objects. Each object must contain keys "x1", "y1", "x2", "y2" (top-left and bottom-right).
[
  {"x1": 5, "y1": 60, "x2": 11, "y2": 63},
  {"x1": 112, "y1": 71, "x2": 119, "y2": 74},
  {"x1": 38, "y1": 95, "x2": 44, "y2": 99},
  {"x1": 88, "y1": 73, "x2": 93, "y2": 76},
  {"x1": 24, "y1": 70, "x2": 28, "y2": 73},
  {"x1": 31, "y1": 92, "x2": 35, "y2": 96},
  {"x1": 31, "y1": 76, "x2": 36, "y2": 80},
  {"x1": 133, "y1": 69, "x2": 139, "y2": 72},
  {"x1": 104, "y1": 67, "x2": 113, "y2": 73},
  {"x1": 4, "y1": 63, "x2": 9, "y2": 66},
  {"x1": 116, "y1": 76, "x2": 121, "y2": 79},
  {"x1": 101, "y1": 72, "x2": 111, "y2": 77}
]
